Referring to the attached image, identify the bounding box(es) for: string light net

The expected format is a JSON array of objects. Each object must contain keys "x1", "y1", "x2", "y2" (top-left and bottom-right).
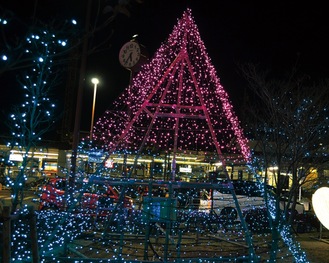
[{"x1": 93, "y1": 9, "x2": 250, "y2": 164}]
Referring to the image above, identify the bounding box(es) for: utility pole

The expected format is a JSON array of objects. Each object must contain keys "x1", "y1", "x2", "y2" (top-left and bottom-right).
[{"x1": 70, "y1": 0, "x2": 92, "y2": 188}]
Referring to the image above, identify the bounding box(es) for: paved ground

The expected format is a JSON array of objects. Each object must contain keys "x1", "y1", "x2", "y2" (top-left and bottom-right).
[
  {"x1": 2, "y1": 189, "x2": 329, "y2": 262},
  {"x1": 0, "y1": 189, "x2": 40, "y2": 211},
  {"x1": 297, "y1": 231, "x2": 329, "y2": 263}
]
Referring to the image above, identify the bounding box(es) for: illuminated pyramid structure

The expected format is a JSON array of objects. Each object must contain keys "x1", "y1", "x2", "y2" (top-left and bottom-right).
[
  {"x1": 94, "y1": 8, "x2": 251, "y2": 171},
  {"x1": 91, "y1": 9, "x2": 258, "y2": 260}
]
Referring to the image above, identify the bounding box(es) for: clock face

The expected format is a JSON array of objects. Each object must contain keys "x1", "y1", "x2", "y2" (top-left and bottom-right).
[{"x1": 119, "y1": 41, "x2": 141, "y2": 68}]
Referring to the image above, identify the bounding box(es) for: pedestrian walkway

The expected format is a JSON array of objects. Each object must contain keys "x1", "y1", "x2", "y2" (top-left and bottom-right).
[{"x1": 297, "y1": 231, "x2": 329, "y2": 263}]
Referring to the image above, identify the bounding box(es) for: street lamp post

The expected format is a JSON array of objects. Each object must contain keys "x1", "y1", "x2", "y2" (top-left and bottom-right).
[{"x1": 90, "y1": 77, "x2": 99, "y2": 140}]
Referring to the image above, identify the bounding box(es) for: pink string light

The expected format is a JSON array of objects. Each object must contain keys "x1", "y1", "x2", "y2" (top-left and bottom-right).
[{"x1": 93, "y1": 9, "x2": 251, "y2": 163}]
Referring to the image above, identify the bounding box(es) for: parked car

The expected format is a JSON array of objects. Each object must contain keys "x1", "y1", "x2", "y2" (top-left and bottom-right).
[
  {"x1": 212, "y1": 180, "x2": 305, "y2": 216},
  {"x1": 38, "y1": 177, "x2": 133, "y2": 213}
]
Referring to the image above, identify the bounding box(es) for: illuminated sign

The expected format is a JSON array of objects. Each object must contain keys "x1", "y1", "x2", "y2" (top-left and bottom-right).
[
  {"x1": 9, "y1": 153, "x2": 23, "y2": 162},
  {"x1": 179, "y1": 166, "x2": 192, "y2": 173}
]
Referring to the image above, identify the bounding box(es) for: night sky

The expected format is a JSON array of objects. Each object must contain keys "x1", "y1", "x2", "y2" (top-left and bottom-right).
[{"x1": 1, "y1": 1, "x2": 329, "y2": 140}]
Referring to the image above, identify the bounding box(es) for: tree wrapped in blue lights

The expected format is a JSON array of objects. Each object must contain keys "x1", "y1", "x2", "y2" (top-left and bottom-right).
[
  {"x1": 0, "y1": 12, "x2": 73, "y2": 211},
  {"x1": 241, "y1": 63, "x2": 329, "y2": 262}
]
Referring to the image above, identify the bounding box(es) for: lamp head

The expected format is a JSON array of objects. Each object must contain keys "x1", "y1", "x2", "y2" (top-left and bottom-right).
[{"x1": 91, "y1": 78, "x2": 99, "y2": 85}]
